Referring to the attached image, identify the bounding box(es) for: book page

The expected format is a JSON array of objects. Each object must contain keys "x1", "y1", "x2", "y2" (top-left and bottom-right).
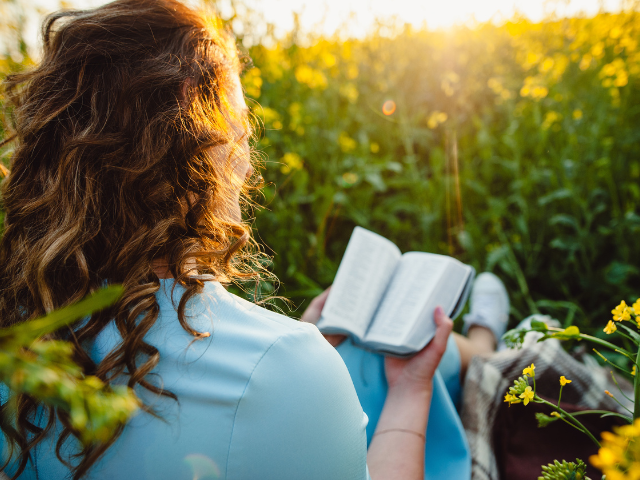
[
  {"x1": 427, "y1": 260, "x2": 473, "y2": 318},
  {"x1": 399, "y1": 257, "x2": 472, "y2": 351},
  {"x1": 363, "y1": 253, "x2": 449, "y2": 346},
  {"x1": 317, "y1": 227, "x2": 401, "y2": 340}
]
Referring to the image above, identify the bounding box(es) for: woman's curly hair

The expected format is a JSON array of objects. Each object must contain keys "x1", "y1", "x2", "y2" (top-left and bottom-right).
[{"x1": 0, "y1": 0, "x2": 265, "y2": 477}]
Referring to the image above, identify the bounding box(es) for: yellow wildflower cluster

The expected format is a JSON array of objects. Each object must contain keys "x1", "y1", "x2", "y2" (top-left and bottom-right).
[
  {"x1": 520, "y1": 76, "x2": 548, "y2": 100},
  {"x1": 600, "y1": 58, "x2": 629, "y2": 88},
  {"x1": 339, "y1": 83, "x2": 359, "y2": 103},
  {"x1": 338, "y1": 132, "x2": 357, "y2": 153},
  {"x1": 613, "y1": 301, "x2": 633, "y2": 321},
  {"x1": 541, "y1": 111, "x2": 562, "y2": 131},
  {"x1": 427, "y1": 111, "x2": 448, "y2": 129},
  {"x1": 280, "y1": 152, "x2": 303, "y2": 174},
  {"x1": 242, "y1": 67, "x2": 262, "y2": 99},
  {"x1": 604, "y1": 299, "x2": 640, "y2": 334},
  {"x1": 591, "y1": 419, "x2": 640, "y2": 480},
  {"x1": 294, "y1": 65, "x2": 328, "y2": 90},
  {"x1": 504, "y1": 365, "x2": 537, "y2": 406},
  {"x1": 506, "y1": 11, "x2": 640, "y2": 113},
  {"x1": 487, "y1": 77, "x2": 513, "y2": 102},
  {"x1": 633, "y1": 299, "x2": 640, "y2": 320}
]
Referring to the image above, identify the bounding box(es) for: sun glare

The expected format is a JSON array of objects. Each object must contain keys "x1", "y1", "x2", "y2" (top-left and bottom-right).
[
  {"x1": 243, "y1": 0, "x2": 625, "y2": 38},
  {"x1": 33, "y1": 0, "x2": 628, "y2": 46}
]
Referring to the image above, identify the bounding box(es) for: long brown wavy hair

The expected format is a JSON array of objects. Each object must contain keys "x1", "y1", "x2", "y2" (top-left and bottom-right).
[{"x1": 0, "y1": 0, "x2": 264, "y2": 477}]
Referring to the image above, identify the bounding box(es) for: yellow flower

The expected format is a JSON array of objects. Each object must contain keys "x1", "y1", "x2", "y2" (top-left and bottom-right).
[
  {"x1": 338, "y1": 132, "x2": 357, "y2": 153},
  {"x1": 550, "y1": 411, "x2": 561, "y2": 417},
  {"x1": 559, "y1": 376, "x2": 572, "y2": 386},
  {"x1": 633, "y1": 365, "x2": 637, "y2": 376},
  {"x1": 632, "y1": 298, "x2": 640, "y2": 315},
  {"x1": 612, "y1": 301, "x2": 632, "y2": 321},
  {"x1": 590, "y1": 418, "x2": 640, "y2": 477},
  {"x1": 591, "y1": 446, "x2": 623, "y2": 470},
  {"x1": 503, "y1": 393, "x2": 521, "y2": 405},
  {"x1": 519, "y1": 386, "x2": 535, "y2": 406},
  {"x1": 604, "y1": 320, "x2": 617, "y2": 334},
  {"x1": 523, "y1": 363, "x2": 535, "y2": 378},
  {"x1": 280, "y1": 152, "x2": 303, "y2": 174}
]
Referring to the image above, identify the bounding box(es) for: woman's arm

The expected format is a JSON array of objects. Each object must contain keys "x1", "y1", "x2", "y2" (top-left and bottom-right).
[
  {"x1": 367, "y1": 307, "x2": 452, "y2": 479},
  {"x1": 302, "y1": 292, "x2": 453, "y2": 480}
]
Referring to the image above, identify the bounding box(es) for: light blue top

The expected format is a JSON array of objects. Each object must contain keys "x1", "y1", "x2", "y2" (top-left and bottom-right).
[
  {"x1": 4, "y1": 280, "x2": 370, "y2": 480},
  {"x1": 3, "y1": 279, "x2": 471, "y2": 480}
]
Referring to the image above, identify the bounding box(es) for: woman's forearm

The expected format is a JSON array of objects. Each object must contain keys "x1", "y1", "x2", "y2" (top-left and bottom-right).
[{"x1": 366, "y1": 382, "x2": 432, "y2": 480}]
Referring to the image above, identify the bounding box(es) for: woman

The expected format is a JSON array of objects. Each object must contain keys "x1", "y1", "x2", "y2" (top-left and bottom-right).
[{"x1": 0, "y1": 1, "x2": 455, "y2": 479}]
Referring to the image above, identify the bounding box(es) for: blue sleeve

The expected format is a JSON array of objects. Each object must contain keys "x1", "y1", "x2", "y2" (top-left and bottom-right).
[{"x1": 225, "y1": 323, "x2": 370, "y2": 480}]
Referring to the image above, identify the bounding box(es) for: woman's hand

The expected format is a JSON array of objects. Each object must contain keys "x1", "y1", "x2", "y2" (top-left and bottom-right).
[
  {"x1": 300, "y1": 287, "x2": 346, "y2": 347},
  {"x1": 368, "y1": 307, "x2": 453, "y2": 480},
  {"x1": 384, "y1": 306, "x2": 453, "y2": 393}
]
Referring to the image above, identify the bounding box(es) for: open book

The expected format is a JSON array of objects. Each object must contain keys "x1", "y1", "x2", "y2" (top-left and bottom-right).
[{"x1": 317, "y1": 227, "x2": 475, "y2": 357}]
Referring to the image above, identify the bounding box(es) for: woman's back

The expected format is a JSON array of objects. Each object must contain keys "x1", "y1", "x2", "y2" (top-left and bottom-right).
[{"x1": 7, "y1": 280, "x2": 369, "y2": 479}]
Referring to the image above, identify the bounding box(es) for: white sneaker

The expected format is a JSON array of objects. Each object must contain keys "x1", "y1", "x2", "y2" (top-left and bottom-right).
[{"x1": 463, "y1": 272, "x2": 510, "y2": 343}]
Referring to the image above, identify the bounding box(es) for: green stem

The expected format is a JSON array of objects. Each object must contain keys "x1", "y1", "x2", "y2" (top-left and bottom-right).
[
  {"x1": 614, "y1": 330, "x2": 637, "y2": 347},
  {"x1": 571, "y1": 410, "x2": 632, "y2": 422},
  {"x1": 634, "y1": 347, "x2": 640, "y2": 420},
  {"x1": 544, "y1": 327, "x2": 635, "y2": 357},
  {"x1": 593, "y1": 349, "x2": 634, "y2": 376},
  {"x1": 557, "y1": 385, "x2": 563, "y2": 407},
  {"x1": 579, "y1": 333, "x2": 634, "y2": 357},
  {"x1": 537, "y1": 397, "x2": 601, "y2": 448},
  {"x1": 553, "y1": 411, "x2": 592, "y2": 435},
  {"x1": 610, "y1": 371, "x2": 635, "y2": 404},
  {"x1": 605, "y1": 390, "x2": 634, "y2": 415}
]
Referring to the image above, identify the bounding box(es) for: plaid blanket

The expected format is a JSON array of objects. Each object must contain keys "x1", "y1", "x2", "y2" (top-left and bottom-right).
[{"x1": 460, "y1": 331, "x2": 632, "y2": 480}]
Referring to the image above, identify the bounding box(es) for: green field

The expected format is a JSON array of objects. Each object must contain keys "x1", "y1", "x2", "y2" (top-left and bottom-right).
[{"x1": 2, "y1": 8, "x2": 640, "y2": 337}]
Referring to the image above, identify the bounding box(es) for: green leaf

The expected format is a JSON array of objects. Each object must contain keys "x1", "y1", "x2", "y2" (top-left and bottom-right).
[
  {"x1": 0, "y1": 285, "x2": 123, "y2": 341},
  {"x1": 616, "y1": 322, "x2": 640, "y2": 343},
  {"x1": 530, "y1": 320, "x2": 549, "y2": 332},
  {"x1": 535, "y1": 412, "x2": 558, "y2": 428}
]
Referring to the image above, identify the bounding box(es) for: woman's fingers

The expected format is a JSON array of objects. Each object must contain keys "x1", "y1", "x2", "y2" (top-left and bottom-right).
[
  {"x1": 300, "y1": 287, "x2": 346, "y2": 347},
  {"x1": 300, "y1": 287, "x2": 331, "y2": 325},
  {"x1": 384, "y1": 306, "x2": 453, "y2": 391}
]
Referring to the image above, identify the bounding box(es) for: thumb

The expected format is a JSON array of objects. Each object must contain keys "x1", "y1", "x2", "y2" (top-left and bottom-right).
[{"x1": 431, "y1": 306, "x2": 453, "y2": 352}]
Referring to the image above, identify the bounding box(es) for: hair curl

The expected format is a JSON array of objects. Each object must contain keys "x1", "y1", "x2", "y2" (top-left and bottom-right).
[{"x1": 0, "y1": 0, "x2": 265, "y2": 477}]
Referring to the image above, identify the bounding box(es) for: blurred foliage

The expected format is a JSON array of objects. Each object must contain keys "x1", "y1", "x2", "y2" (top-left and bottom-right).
[
  {"x1": 236, "y1": 11, "x2": 640, "y2": 334},
  {"x1": 0, "y1": 286, "x2": 139, "y2": 445}
]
